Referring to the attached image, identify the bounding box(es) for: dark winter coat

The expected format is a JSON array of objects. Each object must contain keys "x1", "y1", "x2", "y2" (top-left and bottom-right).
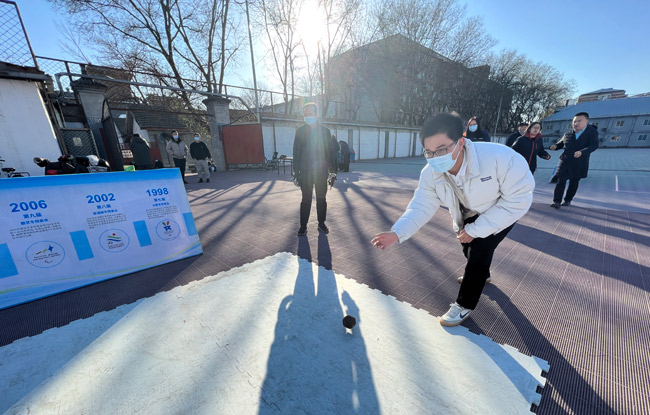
[
  {"x1": 190, "y1": 141, "x2": 212, "y2": 160},
  {"x1": 293, "y1": 123, "x2": 335, "y2": 176},
  {"x1": 553, "y1": 124, "x2": 599, "y2": 179},
  {"x1": 512, "y1": 134, "x2": 550, "y2": 173},
  {"x1": 505, "y1": 131, "x2": 522, "y2": 147},
  {"x1": 464, "y1": 129, "x2": 491, "y2": 142},
  {"x1": 130, "y1": 136, "x2": 153, "y2": 167}
]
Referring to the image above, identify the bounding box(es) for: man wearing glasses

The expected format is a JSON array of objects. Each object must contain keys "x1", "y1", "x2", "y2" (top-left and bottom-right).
[{"x1": 371, "y1": 112, "x2": 535, "y2": 327}]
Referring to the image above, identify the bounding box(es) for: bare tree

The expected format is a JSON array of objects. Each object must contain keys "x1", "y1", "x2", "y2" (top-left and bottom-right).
[
  {"x1": 486, "y1": 49, "x2": 575, "y2": 133},
  {"x1": 255, "y1": 0, "x2": 302, "y2": 114},
  {"x1": 50, "y1": 0, "x2": 243, "y2": 109},
  {"x1": 373, "y1": 0, "x2": 497, "y2": 66}
]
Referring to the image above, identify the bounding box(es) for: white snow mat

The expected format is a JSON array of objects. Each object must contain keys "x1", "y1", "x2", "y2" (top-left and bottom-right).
[{"x1": 0, "y1": 252, "x2": 548, "y2": 414}]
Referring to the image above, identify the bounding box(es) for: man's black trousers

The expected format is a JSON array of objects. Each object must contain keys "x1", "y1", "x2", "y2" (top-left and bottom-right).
[
  {"x1": 173, "y1": 158, "x2": 187, "y2": 181},
  {"x1": 457, "y1": 216, "x2": 515, "y2": 310},
  {"x1": 553, "y1": 175, "x2": 580, "y2": 204},
  {"x1": 299, "y1": 169, "x2": 328, "y2": 227}
]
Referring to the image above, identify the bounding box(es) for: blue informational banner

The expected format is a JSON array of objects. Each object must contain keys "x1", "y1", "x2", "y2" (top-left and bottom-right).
[{"x1": 0, "y1": 169, "x2": 202, "y2": 309}]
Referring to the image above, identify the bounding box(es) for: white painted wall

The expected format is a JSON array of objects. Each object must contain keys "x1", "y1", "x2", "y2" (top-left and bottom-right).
[
  {"x1": 0, "y1": 79, "x2": 61, "y2": 176},
  {"x1": 396, "y1": 131, "x2": 411, "y2": 157},
  {"x1": 259, "y1": 119, "x2": 418, "y2": 162}
]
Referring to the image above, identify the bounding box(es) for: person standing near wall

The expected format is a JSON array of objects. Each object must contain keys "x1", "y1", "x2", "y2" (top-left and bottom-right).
[
  {"x1": 190, "y1": 133, "x2": 212, "y2": 183},
  {"x1": 338, "y1": 140, "x2": 350, "y2": 172},
  {"x1": 166, "y1": 130, "x2": 189, "y2": 184},
  {"x1": 293, "y1": 102, "x2": 336, "y2": 236},
  {"x1": 549, "y1": 112, "x2": 599, "y2": 208},
  {"x1": 129, "y1": 133, "x2": 153, "y2": 170},
  {"x1": 464, "y1": 116, "x2": 491, "y2": 142}
]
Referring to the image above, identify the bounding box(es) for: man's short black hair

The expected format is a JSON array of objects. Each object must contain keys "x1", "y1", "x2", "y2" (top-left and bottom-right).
[
  {"x1": 171, "y1": 130, "x2": 178, "y2": 134},
  {"x1": 574, "y1": 112, "x2": 589, "y2": 119},
  {"x1": 420, "y1": 112, "x2": 464, "y2": 144},
  {"x1": 518, "y1": 122, "x2": 529, "y2": 127}
]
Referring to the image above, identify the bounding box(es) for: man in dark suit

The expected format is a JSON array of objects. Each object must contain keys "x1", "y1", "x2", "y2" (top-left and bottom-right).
[
  {"x1": 293, "y1": 102, "x2": 336, "y2": 236},
  {"x1": 549, "y1": 112, "x2": 599, "y2": 208},
  {"x1": 505, "y1": 123, "x2": 529, "y2": 147}
]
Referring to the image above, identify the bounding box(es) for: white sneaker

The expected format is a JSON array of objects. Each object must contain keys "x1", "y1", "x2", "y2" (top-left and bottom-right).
[
  {"x1": 439, "y1": 302, "x2": 472, "y2": 327},
  {"x1": 457, "y1": 275, "x2": 492, "y2": 284}
]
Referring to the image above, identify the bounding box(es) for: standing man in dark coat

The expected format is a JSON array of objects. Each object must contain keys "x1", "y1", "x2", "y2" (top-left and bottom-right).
[
  {"x1": 505, "y1": 123, "x2": 529, "y2": 147},
  {"x1": 339, "y1": 140, "x2": 350, "y2": 172},
  {"x1": 129, "y1": 134, "x2": 153, "y2": 170},
  {"x1": 549, "y1": 112, "x2": 599, "y2": 208},
  {"x1": 293, "y1": 102, "x2": 336, "y2": 236}
]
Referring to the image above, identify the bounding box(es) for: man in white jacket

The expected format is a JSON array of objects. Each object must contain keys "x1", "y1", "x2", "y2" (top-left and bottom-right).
[{"x1": 371, "y1": 113, "x2": 535, "y2": 327}]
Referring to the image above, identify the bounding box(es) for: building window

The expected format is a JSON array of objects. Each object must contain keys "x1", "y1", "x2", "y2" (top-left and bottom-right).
[
  {"x1": 644, "y1": 119, "x2": 650, "y2": 126},
  {"x1": 639, "y1": 134, "x2": 648, "y2": 141},
  {"x1": 611, "y1": 136, "x2": 621, "y2": 142},
  {"x1": 616, "y1": 120, "x2": 625, "y2": 127},
  {"x1": 546, "y1": 124, "x2": 553, "y2": 130}
]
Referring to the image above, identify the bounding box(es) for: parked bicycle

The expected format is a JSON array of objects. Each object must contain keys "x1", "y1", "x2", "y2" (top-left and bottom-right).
[{"x1": 0, "y1": 158, "x2": 30, "y2": 178}]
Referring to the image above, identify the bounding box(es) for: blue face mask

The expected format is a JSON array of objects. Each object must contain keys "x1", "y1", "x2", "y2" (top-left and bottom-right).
[
  {"x1": 468, "y1": 125, "x2": 478, "y2": 132},
  {"x1": 304, "y1": 116, "x2": 317, "y2": 125},
  {"x1": 426, "y1": 143, "x2": 459, "y2": 173}
]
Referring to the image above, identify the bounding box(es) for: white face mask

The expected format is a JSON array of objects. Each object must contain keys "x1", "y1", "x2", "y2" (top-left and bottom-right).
[
  {"x1": 304, "y1": 116, "x2": 317, "y2": 125},
  {"x1": 425, "y1": 142, "x2": 459, "y2": 173},
  {"x1": 468, "y1": 125, "x2": 478, "y2": 132}
]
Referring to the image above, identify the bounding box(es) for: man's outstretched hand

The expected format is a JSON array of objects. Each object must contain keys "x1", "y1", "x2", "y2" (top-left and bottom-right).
[{"x1": 371, "y1": 232, "x2": 399, "y2": 250}]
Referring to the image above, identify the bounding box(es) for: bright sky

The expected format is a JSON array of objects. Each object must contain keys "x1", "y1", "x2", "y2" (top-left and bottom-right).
[{"x1": 13, "y1": 0, "x2": 650, "y2": 96}]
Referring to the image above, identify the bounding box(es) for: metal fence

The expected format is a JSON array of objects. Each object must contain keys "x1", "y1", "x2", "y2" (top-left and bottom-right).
[
  {"x1": 60, "y1": 128, "x2": 98, "y2": 157},
  {"x1": 0, "y1": 0, "x2": 37, "y2": 68}
]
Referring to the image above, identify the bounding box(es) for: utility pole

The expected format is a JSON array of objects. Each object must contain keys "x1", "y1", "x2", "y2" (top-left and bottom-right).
[{"x1": 245, "y1": 0, "x2": 261, "y2": 124}]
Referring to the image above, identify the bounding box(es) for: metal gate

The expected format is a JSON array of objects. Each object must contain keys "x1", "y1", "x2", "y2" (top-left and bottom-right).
[
  {"x1": 221, "y1": 124, "x2": 264, "y2": 169},
  {"x1": 59, "y1": 128, "x2": 98, "y2": 156}
]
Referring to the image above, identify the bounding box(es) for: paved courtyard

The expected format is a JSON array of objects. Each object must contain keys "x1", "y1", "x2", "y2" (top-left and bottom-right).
[{"x1": 1, "y1": 148, "x2": 649, "y2": 414}]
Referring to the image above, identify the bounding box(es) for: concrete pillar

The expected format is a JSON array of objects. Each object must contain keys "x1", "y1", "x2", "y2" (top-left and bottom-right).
[{"x1": 203, "y1": 96, "x2": 230, "y2": 172}]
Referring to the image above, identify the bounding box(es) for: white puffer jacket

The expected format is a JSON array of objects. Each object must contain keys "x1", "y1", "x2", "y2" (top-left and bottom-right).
[{"x1": 392, "y1": 140, "x2": 535, "y2": 241}]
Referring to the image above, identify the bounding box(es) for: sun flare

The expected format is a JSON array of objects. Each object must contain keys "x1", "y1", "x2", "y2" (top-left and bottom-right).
[{"x1": 296, "y1": 1, "x2": 328, "y2": 54}]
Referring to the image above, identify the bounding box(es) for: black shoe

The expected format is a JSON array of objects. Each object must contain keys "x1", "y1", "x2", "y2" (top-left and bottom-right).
[
  {"x1": 561, "y1": 201, "x2": 571, "y2": 206},
  {"x1": 198, "y1": 179, "x2": 204, "y2": 183},
  {"x1": 297, "y1": 226, "x2": 307, "y2": 236},
  {"x1": 206, "y1": 178, "x2": 210, "y2": 183},
  {"x1": 550, "y1": 202, "x2": 561, "y2": 209},
  {"x1": 318, "y1": 223, "x2": 329, "y2": 234}
]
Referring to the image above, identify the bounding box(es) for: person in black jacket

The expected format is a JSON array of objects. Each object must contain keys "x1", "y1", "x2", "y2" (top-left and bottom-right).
[
  {"x1": 463, "y1": 116, "x2": 491, "y2": 142},
  {"x1": 293, "y1": 102, "x2": 336, "y2": 236},
  {"x1": 549, "y1": 112, "x2": 599, "y2": 208},
  {"x1": 505, "y1": 123, "x2": 529, "y2": 147},
  {"x1": 338, "y1": 140, "x2": 350, "y2": 172},
  {"x1": 511, "y1": 122, "x2": 551, "y2": 173},
  {"x1": 190, "y1": 133, "x2": 212, "y2": 183},
  {"x1": 128, "y1": 134, "x2": 153, "y2": 170}
]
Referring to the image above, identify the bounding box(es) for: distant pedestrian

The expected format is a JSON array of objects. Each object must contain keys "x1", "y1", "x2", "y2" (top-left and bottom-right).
[
  {"x1": 511, "y1": 122, "x2": 551, "y2": 173},
  {"x1": 129, "y1": 133, "x2": 153, "y2": 170},
  {"x1": 371, "y1": 112, "x2": 534, "y2": 327},
  {"x1": 339, "y1": 140, "x2": 350, "y2": 172},
  {"x1": 549, "y1": 112, "x2": 599, "y2": 208},
  {"x1": 331, "y1": 134, "x2": 340, "y2": 172},
  {"x1": 190, "y1": 133, "x2": 212, "y2": 183},
  {"x1": 166, "y1": 130, "x2": 189, "y2": 184},
  {"x1": 505, "y1": 123, "x2": 529, "y2": 147},
  {"x1": 463, "y1": 116, "x2": 491, "y2": 142},
  {"x1": 293, "y1": 102, "x2": 336, "y2": 236}
]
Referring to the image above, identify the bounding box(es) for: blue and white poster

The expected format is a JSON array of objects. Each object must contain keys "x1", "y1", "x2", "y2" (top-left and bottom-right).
[{"x1": 0, "y1": 169, "x2": 202, "y2": 309}]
